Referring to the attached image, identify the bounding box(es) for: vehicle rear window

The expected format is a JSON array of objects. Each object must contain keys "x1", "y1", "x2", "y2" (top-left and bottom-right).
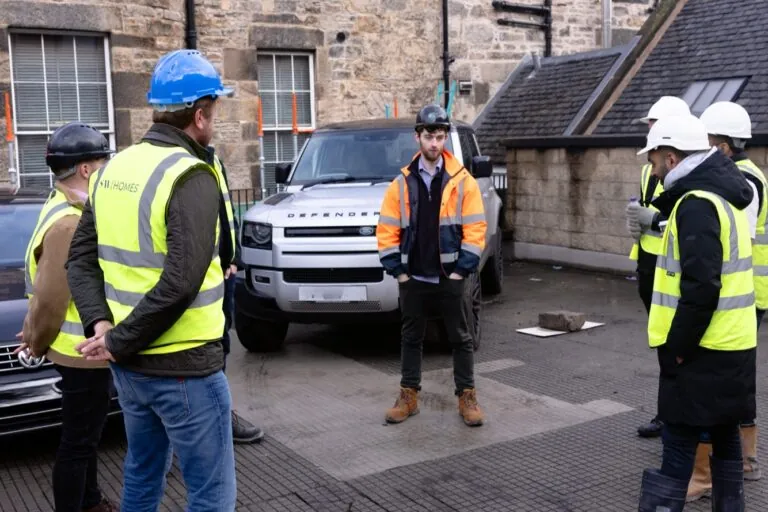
[
  {"x1": 289, "y1": 128, "x2": 454, "y2": 185},
  {"x1": 0, "y1": 202, "x2": 44, "y2": 267}
]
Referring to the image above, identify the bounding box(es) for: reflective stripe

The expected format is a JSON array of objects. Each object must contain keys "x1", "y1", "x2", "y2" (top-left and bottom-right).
[
  {"x1": 462, "y1": 213, "x2": 485, "y2": 225},
  {"x1": 401, "y1": 254, "x2": 409, "y2": 264},
  {"x1": 441, "y1": 252, "x2": 459, "y2": 263},
  {"x1": 440, "y1": 217, "x2": 457, "y2": 226},
  {"x1": 105, "y1": 282, "x2": 224, "y2": 308},
  {"x1": 90, "y1": 168, "x2": 106, "y2": 231},
  {"x1": 98, "y1": 245, "x2": 166, "y2": 268},
  {"x1": 378, "y1": 215, "x2": 400, "y2": 227},
  {"x1": 456, "y1": 180, "x2": 464, "y2": 225},
  {"x1": 756, "y1": 233, "x2": 768, "y2": 244},
  {"x1": 60, "y1": 321, "x2": 84, "y2": 337},
  {"x1": 652, "y1": 291, "x2": 755, "y2": 311},
  {"x1": 754, "y1": 265, "x2": 768, "y2": 277},
  {"x1": 460, "y1": 242, "x2": 482, "y2": 257},
  {"x1": 397, "y1": 175, "x2": 408, "y2": 228},
  {"x1": 379, "y1": 247, "x2": 399, "y2": 258},
  {"x1": 716, "y1": 194, "x2": 739, "y2": 263},
  {"x1": 229, "y1": 221, "x2": 236, "y2": 231},
  {"x1": 25, "y1": 201, "x2": 72, "y2": 296},
  {"x1": 645, "y1": 230, "x2": 663, "y2": 239}
]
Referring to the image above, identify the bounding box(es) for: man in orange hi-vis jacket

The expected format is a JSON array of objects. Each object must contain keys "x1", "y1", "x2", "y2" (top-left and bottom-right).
[{"x1": 376, "y1": 104, "x2": 487, "y2": 427}]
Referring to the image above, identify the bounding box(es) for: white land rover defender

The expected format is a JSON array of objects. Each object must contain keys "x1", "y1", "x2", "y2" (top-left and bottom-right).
[{"x1": 234, "y1": 119, "x2": 504, "y2": 351}]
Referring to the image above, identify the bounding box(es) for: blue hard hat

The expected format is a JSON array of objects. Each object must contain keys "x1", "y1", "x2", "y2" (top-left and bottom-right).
[{"x1": 147, "y1": 50, "x2": 233, "y2": 111}]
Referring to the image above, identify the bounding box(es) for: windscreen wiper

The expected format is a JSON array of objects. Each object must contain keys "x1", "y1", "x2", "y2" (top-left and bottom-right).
[{"x1": 301, "y1": 175, "x2": 393, "y2": 190}]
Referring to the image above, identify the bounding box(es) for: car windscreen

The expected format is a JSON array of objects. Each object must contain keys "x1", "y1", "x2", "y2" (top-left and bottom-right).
[
  {"x1": 0, "y1": 202, "x2": 44, "y2": 267},
  {"x1": 288, "y1": 128, "x2": 454, "y2": 185}
]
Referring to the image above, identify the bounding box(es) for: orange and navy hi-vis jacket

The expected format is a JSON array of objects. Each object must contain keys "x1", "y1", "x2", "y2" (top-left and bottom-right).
[{"x1": 376, "y1": 150, "x2": 487, "y2": 278}]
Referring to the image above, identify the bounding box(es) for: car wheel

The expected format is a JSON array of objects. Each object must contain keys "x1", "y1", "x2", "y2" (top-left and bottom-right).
[
  {"x1": 235, "y1": 309, "x2": 288, "y2": 352},
  {"x1": 464, "y1": 271, "x2": 482, "y2": 351},
  {"x1": 481, "y1": 229, "x2": 504, "y2": 295}
]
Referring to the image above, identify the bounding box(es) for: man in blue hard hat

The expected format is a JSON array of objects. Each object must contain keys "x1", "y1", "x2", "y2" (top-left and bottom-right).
[{"x1": 66, "y1": 49, "x2": 242, "y2": 510}]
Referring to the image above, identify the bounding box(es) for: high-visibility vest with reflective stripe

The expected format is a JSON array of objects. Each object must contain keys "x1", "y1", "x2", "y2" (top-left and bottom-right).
[
  {"x1": 648, "y1": 190, "x2": 756, "y2": 351},
  {"x1": 89, "y1": 143, "x2": 225, "y2": 355},
  {"x1": 213, "y1": 155, "x2": 236, "y2": 263},
  {"x1": 24, "y1": 190, "x2": 86, "y2": 357},
  {"x1": 737, "y1": 158, "x2": 768, "y2": 309},
  {"x1": 630, "y1": 164, "x2": 665, "y2": 261}
]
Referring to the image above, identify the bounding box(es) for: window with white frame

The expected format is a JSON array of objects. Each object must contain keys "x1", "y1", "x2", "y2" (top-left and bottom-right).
[
  {"x1": 256, "y1": 52, "x2": 315, "y2": 191},
  {"x1": 9, "y1": 31, "x2": 115, "y2": 188}
]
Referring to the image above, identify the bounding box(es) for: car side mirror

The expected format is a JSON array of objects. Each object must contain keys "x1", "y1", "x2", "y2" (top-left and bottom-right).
[
  {"x1": 275, "y1": 163, "x2": 292, "y2": 184},
  {"x1": 471, "y1": 156, "x2": 492, "y2": 179}
]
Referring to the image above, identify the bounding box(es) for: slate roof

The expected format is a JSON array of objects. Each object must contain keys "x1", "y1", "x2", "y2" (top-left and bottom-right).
[
  {"x1": 474, "y1": 47, "x2": 630, "y2": 163},
  {"x1": 595, "y1": 0, "x2": 768, "y2": 135}
]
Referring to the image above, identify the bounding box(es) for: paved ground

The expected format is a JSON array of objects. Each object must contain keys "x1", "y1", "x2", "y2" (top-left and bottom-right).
[{"x1": 1, "y1": 261, "x2": 767, "y2": 511}]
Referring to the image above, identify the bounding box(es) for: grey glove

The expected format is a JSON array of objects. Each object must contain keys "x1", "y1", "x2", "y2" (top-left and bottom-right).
[
  {"x1": 625, "y1": 202, "x2": 642, "y2": 240},
  {"x1": 635, "y1": 205, "x2": 656, "y2": 230}
]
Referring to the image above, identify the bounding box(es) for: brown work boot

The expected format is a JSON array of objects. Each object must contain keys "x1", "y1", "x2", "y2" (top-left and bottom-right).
[
  {"x1": 741, "y1": 424, "x2": 762, "y2": 481},
  {"x1": 83, "y1": 497, "x2": 119, "y2": 512},
  {"x1": 686, "y1": 442, "x2": 712, "y2": 502},
  {"x1": 385, "y1": 387, "x2": 419, "y2": 424},
  {"x1": 458, "y1": 388, "x2": 485, "y2": 427}
]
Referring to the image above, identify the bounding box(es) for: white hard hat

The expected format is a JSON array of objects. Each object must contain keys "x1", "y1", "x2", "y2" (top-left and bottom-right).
[
  {"x1": 636, "y1": 96, "x2": 691, "y2": 124},
  {"x1": 700, "y1": 101, "x2": 752, "y2": 139},
  {"x1": 637, "y1": 114, "x2": 711, "y2": 155}
]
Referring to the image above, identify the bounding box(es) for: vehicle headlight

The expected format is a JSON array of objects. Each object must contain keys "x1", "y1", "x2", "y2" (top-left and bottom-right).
[{"x1": 242, "y1": 221, "x2": 272, "y2": 249}]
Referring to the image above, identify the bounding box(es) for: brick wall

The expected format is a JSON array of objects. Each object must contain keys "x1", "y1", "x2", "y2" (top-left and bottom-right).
[
  {"x1": 0, "y1": 0, "x2": 654, "y2": 190},
  {"x1": 504, "y1": 145, "x2": 768, "y2": 257}
]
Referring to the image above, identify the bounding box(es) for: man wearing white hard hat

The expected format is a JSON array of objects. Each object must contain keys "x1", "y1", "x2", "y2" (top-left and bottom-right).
[
  {"x1": 701, "y1": 100, "x2": 764, "y2": 484},
  {"x1": 627, "y1": 96, "x2": 692, "y2": 440},
  {"x1": 636, "y1": 114, "x2": 756, "y2": 512}
]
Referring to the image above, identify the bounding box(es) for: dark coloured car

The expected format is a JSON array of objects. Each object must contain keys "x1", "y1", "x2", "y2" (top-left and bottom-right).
[{"x1": 0, "y1": 187, "x2": 120, "y2": 436}]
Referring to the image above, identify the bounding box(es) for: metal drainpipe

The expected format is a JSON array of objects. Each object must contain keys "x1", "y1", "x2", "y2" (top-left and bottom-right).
[
  {"x1": 544, "y1": 0, "x2": 552, "y2": 57},
  {"x1": 602, "y1": 0, "x2": 613, "y2": 48},
  {"x1": 185, "y1": 0, "x2": 197, "y2": 50},
  {"x1": 442, "y1": 0, "x2": 450, "y2": 109}
]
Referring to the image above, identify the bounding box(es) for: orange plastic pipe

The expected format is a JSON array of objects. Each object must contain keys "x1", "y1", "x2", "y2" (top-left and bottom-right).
[
  {"x1": 291, "y1": 92, "x2": 298, "y2": 135},
  {"x1": 257, "y1": 96, "x2": 264, "y2": 137},
  {"x1": 4, "y1": 92, "x2": 13, "y2": 142},
  {"x1": 394, "y1": 98, "x2": 399, "y2": 119}
]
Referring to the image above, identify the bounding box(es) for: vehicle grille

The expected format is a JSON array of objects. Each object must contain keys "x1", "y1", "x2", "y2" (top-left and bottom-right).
[
  {"x1": 288, "y1": 301, "x2": 382, "y2": 313},
  {"x1": 0, "y1": 344, "x2": 54, "y2": 374},
  {"x1": 283, "y1": 268, "x2": 383, "y2": 284},
  {"x1": 284, "y1": 226, "x2": 376, "y2": 237}
]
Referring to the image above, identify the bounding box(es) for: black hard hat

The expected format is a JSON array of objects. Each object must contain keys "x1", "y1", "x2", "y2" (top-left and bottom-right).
[
  {"x1": 46, "y1": 122, "x2": 111, "y2": 173},
  {"x1": 415, "y1": 104, "x2": 450, "y2": 131}
]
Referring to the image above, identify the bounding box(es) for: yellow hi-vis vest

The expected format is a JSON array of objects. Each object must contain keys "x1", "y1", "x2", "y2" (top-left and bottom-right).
[
  {"x1": 736, "y1": 158, "x2": 768, "y2": 310},
  {"x1": 24, "y1": 190, "x2": 85, "y2": 357},
  {"x1": 213, "y1": 155, "x2": 236, "y2": 264},
  {"x1": 630, "y1": 164, "x2": 665, "y2": 261},
  {"x1": 89, "y1": 143, "x2": 225, "y2": 356},
  {"x1": 648, "y1": 190, "x2": 756, "y2": 351}
]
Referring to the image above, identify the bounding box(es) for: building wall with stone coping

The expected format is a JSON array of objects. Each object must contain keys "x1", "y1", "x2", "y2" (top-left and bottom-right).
[
  {"x1": 0, "y1": 0, "x2": 653, "y2": 190},
  {"x1": 504, "y1": 146, "x2": 768, "y2": 257}
]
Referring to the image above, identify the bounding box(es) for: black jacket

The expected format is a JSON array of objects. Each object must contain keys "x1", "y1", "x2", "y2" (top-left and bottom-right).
[
  {"x1": 66, "y1": 124, "x2": 229, "y2": 377},
  {"x1": 651, "y1": 150, "x2": 757, "y2": 427}
]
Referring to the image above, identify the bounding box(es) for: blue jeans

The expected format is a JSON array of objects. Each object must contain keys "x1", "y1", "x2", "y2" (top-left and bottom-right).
[
  {"x1": 661, "y1": 423, "x2": 742, "y2": 480},
  {"x1": 110, "y1": 365, "x2": 236, "y2": 512}
]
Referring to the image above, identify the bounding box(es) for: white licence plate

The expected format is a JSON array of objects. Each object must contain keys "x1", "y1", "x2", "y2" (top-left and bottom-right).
[{"x1": 298, "y1": 286, "x2": 367, "y2": 302}]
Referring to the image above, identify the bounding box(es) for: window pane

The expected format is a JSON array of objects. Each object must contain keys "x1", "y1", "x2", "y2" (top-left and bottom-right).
[
  {"x1": 47, "y1": 83, "x2": 79, "y2": 127},
  {"x1": 296, "y1": 92, "x2": 312, "y2": 126},
  {"x1": 17, "y1": 135, "x2": 51, "y2": 186},
  {"x1": 716, "y1": 78, "x2": 746, "y2": 102},
  {"x1": 11, "y1": 34, "x2": 44, "y2": 82},
  {"x1": 278, "y1": 131, "x2": 299, "y2": 162},
  {"x1": 277, "y1": 92, "x2": 293, "y2": 126},
  {"x1": 692, "y1": 81, "x2": 725, "y2": 115},
  {"x1": 682, "y1": 82, "x2": 706, "y2": 108},
  {"x1": 14, "y1": 83, "x2": 48, "y2": 129},
  {"x1": 275, "y1": 55, "x2": 293, "y2": 90},
  {"x1": 79, "y1": 84, "x2": 109, "y2": 126},
  {"x1": 261, "y1": 94, "x2": 278, "y2": 128},
  {"x1": 293, "y1": 55, "x2": 311, "y2": 90},
  {"x1": 74, "y1": 36, "x2": 106, "y2": 83},
  {"x1": 257, "y1": 55, "x2": 275, "y2": 90},
  {"x1": 262, "y1": 132, "x2": 278, "y2": 161},
  {"x1": 44, "y1": 35, "x2": 76, "y2": 83}
]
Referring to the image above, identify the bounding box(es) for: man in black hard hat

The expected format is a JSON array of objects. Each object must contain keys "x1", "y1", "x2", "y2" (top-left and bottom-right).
[
  {"x1": 377, "y1": 104, "x2": 487, "y2": 426},
  {"x1": 16, "y1": 122, "x2": 116, "y2": 511}
]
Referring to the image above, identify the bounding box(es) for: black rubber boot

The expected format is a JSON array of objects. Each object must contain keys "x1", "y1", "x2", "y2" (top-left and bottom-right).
[
  {"x1": 638, "y1": 417, "x2": 665, "y2": 438},
  {"x1": 638, "y1": 469, "x2": 688, "y2": 512},
  {"x1": 710, "y1": 456, "x2": 745, "y2": 512}
]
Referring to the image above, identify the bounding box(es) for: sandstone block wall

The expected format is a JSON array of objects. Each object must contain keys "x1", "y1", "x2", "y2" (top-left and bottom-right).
[
  {"x1": 505, "y1": 146, "x2": 768, "y2": 256},
  {"x1": 0, "y1": 0, "x2": 653, "y2": 190}
]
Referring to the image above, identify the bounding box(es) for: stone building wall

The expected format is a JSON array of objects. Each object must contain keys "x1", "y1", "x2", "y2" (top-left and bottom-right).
[
  {"x1": 0, "y1": 0, "x2": 653, "y2": 190},
  {"x1": 504, "y1": 145, "x2": 768, "y2": 261}
]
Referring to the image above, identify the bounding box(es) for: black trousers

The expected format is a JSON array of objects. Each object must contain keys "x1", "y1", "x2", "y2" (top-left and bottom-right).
[
  {"x1": 399, "y1": 277, "x2": 475, "y2": 394},
  {"x1": 661, "y1": 423, "x2": 742, "y2": 480},
  {"x1": 53, "y1": 365, "x2": 111, "y2": 512}
]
